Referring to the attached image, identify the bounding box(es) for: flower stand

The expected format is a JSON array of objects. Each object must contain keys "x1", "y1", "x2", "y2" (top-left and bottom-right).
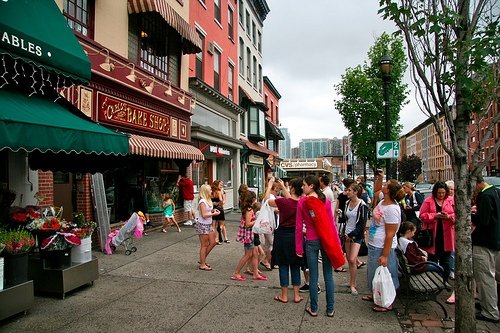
[
  {"x1": 28, "y1": 253, "x2": 98, "y2": 299},
  {"x1": 3, "y1": 252, "x2": 29, "y2": 288},
  {"x1": 40, "y1": 248, "x2": 71, "y2": 269},
  {"x1": 0, "y1": 280, "x2": 34, "y2": 320}
]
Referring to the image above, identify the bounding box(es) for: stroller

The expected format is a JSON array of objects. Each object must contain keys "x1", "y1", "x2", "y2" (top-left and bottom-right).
[{"x1": 104, "y1": 212, "x2": 144, "y2": 255}]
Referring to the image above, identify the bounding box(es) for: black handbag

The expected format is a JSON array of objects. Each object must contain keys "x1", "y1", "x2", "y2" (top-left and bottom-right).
[{"x1": 414, "y1": 229, "x2": 433, "y2": 248}]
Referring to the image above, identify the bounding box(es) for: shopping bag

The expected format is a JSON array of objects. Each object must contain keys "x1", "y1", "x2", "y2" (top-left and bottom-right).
[
  {"x1": 372, "y1": 266, "x2": 396, "y2": 308},
  {"x1": 252, "y1": 200, "x2": 276, "y2": 234}
]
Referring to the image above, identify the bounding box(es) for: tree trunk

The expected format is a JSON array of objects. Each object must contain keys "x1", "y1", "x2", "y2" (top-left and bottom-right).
[{"x1": 454, "y1": 82, "x2": 476, "y2": 332}]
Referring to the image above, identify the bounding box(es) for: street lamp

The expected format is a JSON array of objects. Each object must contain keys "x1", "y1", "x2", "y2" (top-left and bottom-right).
[{"x1": 379, "y1": 53, "x2": 393, "y2": 180}]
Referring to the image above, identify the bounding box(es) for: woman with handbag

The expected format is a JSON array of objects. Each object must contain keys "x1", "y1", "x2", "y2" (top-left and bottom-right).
[
  {"x1": 418, "y1": 181, "x2": 455, "y2": 281},
  {"x1": 265, "y1": 176, "x2": 304, "y2": 304},
  {"x1": 344, "y1": 183, "x2": 369, "y2": 296}
]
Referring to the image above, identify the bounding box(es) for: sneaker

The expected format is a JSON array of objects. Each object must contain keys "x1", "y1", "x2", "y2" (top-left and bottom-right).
[
  {"x1": 183, "y1": 220, "x2": 193, "y2": 226},
  {"x1": 317, "y1": 285, "x2": 321, "y2": 294},
  {"x1": 449, "y1": 271, "x2": 455, "y2": 280},
  {"x1": 299, "y1": 284, "x2": 310, "y2": 293}
]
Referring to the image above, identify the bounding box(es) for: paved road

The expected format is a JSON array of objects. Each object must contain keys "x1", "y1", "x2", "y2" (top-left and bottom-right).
[{"x1": 1, "y1": 212, "x2": 496, "y2": 332}]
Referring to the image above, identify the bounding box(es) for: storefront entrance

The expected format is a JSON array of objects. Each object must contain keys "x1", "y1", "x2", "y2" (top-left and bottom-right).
[{"x1": 53, "y1": 172, "x2": 75, "y2": 221}]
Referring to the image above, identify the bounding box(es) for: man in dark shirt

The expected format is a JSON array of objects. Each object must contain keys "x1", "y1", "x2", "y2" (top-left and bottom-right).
[
  {"x1": 472, "y1": 176, "x2": 500, "y2": 323},
  {"x1": 177, "y1": 174, "x2": 195, "y2": 226}
]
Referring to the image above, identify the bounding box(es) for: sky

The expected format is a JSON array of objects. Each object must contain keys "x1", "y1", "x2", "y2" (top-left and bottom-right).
[{"x1": 262, "y1": 0, "x2": 428, "y2": 147}]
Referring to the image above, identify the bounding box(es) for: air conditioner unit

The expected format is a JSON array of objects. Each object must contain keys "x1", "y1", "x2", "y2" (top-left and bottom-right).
[{"x1": 207, "y1": 42, "x2": 215, "y2": 55}]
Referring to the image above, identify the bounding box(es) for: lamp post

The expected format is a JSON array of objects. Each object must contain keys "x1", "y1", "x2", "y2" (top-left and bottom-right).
[{"x1": 379, "y1": 53, "x2": 393, "y2": 180}]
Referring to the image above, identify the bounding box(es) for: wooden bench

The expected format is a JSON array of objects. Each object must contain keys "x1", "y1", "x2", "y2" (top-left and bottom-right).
[{"x1": 396, "y1": 249, "x2": 452, "y2": 319}]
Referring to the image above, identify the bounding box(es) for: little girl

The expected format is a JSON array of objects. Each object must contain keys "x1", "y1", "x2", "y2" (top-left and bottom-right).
[
  {"x1": 162, "y1": 193, "x2": 181, "y2": 233},
  {"x1": 398, "y1": 221, "x2": 441, "y2": 274},
  {"x1": 231, "y1": 190, "x2": 267, "y2": 281}
]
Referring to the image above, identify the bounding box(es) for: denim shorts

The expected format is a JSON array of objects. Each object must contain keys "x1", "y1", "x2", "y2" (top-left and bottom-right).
[{"x1": 244, "y1": 242, "x2": 255, "y2": 250}]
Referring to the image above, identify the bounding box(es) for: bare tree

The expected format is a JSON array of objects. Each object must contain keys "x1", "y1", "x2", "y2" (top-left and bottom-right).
[{"x1": 378, "y1": 0, "x2": 499, "y2": 331}]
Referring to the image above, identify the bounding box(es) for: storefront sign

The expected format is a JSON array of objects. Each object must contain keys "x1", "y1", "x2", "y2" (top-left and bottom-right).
[
  {"x1": 209, "y1": 145, "x2": 231, "y2": 156},
  {"x1": 281, "y1": 161, "x2": 318, "y2": 169},
  {"x1": 248, "y1": 154, "x2": 263, "y2": 165},
  {"x1": 98, "y1": 93, "x2": 179, "y2": 138}
]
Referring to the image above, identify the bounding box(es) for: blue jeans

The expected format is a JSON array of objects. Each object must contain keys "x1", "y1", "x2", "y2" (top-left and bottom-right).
[
  {"x1": 278, "y1": 264, "x2": 301, "y2": 287},
  {"x1": 305, "y1": 239, "x2": 335, "y2": 313},
  {"x1": 367, "y1": 244, "x2": 400, "y2": 292}
]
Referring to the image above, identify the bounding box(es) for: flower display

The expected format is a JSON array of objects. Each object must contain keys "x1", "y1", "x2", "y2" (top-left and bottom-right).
[
  {"x1": 40, "y1": 232, "x2": 81, "y2": 251},
  {"x1": 25, "y1": 206, "x2": 70, "y2": 232},
  {"x1": 71, "y1": 212, "x2": 96, "y2": 239},
  {"x1": 10, "y1": 207, "x2": 41, "y2": 224},
  {"x1": 0, "y1": 228, "x2": 36, "y2": 255}
]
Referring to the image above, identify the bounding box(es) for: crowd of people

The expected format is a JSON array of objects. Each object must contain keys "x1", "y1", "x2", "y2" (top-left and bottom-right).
[{"x1": 171, "y1": 171, "x2": 499, "y2": 322}]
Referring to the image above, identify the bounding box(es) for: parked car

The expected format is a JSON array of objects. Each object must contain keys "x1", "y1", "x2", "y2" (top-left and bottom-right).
[{"x1": 483, "y1": 176, "x2": 500, "y2": 189}]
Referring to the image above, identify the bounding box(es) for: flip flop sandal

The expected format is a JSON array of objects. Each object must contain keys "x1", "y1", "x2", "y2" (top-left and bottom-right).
[
  {"x1": 198, "y1": 266, "x2": 212, "y2": 271},
  {"x1": 357, "y1": 262, "x2": 367, "y2": 269},
  {"x1": 230, "y1": 275, "x2": 246, "y2": 281},
  {"x1": 294, "y1": 296, "x2": 304, "y2": 303},
  {"x1": 252, "y1": 275, "x2": 268, "y2": 281},
  {"x1": 305, "y1": 307, "x2": 318, "y2": 317},
  {"x1": 445, "y1": 297, "x2": 455, "y2": 304},
  {"x1": 372, "y1": 306, "x2": 392, "y2": 312},
  {"x1": 334, "y1": 267, "x2": 347, "y2": 272},
  {"x1": 362, "y1": 295, "x2": 374, "y2": 302},
  {"x1": 274, "y1": 295, "x2": 288, "y2": 303},
  {"x1": 260, "y1": 262, "x2": 272, "y2": 270}
]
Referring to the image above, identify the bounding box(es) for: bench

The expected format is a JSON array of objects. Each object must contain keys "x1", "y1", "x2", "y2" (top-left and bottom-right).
[{"x1": 396, "y1": 249, "x2": 452, "y2": 319}]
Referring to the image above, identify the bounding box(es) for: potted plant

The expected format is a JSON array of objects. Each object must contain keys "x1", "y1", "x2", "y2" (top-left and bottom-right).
[
  {"x1": 70, "y1": 213, "x2": 96, "y2": 263},
  {"x1": 38, "y1": 232, "x2": 81, "y2": 269},
  {"x1": 0, "y1": 228, "x2": 35, "y2": 287}
]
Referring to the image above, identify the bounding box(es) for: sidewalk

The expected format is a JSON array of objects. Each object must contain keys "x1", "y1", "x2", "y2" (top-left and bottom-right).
[{"x1": 0, "y1": 212, "x2": 497, "y2": 333}]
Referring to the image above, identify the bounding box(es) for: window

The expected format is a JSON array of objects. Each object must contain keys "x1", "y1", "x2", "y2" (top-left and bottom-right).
[
  {"x1": 63, "y1": 0, "x2": 93, "y2": 37},
  {"x1": 245, "y1": 11, "x2": 250, "y2": 33},
  {"x1": 249, "y1": 106, "x2": 265, "y2": 137},
  {"x1": 192, "y1": 104, "x2": 231, "y2": 135},
  {"x1": 213, "y1": 49, "x2": 221, "y2": 91},
  {"x1": 238, "y1": 0, "x2": 244, "y2": 25},
  {"x1": 216, "y1": 158, "x2": 232, "y2": 188},
  {"x1": 240, "y1": 113, "x2": 246, "y2": 134},
  {"x1": 252, "y1": 56, "x2": 257, "y2": 88},
  {"x1": 228, "y1": 63, "x2": 234, "y2": 101},
  {"x1": 246, "y1": 47, "x2": 251, "y2": 81},
  {"x1": 196, "y1": 32, "x2": 205, "y2": 80},
  {"x1": 136, "y1": 14, "x2": 181, "y2": 83},
  {"x1": 252, "y1": 22, "x2": 256, "y2": 45},
  {"x1": 239, "y1": 38, "x2": 244, "y2": 76},
  {"x1": 228, "y1": 6, "x2": 234, "y2": 40},
  {"x1": 257, "y1": 31, "x2": 262, "y2": 52},
  {"x1": 214, "y1": 0, "x2": 221, "y2": 23},
  {"x1": 258, "y1": 64, "x2": 262, "y2": 93}
]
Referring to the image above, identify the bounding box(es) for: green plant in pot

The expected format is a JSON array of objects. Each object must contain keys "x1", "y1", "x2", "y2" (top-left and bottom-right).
[{"x1": 0, "y1": 228, "x2": 35, "y2": 287}]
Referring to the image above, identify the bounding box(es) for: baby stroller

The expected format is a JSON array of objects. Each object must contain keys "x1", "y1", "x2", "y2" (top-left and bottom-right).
[{"x1": 104, "y1": 212, "x2": 144, "y2": 255}]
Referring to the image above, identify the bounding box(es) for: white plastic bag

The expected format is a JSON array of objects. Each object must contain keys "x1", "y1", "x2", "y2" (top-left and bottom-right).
[
  {"x1": 252, "y1": 200, "x2": 276, "y2": 234},
  {"x1": 372, "y1": 265, "x2": 396, "y2": 308}
]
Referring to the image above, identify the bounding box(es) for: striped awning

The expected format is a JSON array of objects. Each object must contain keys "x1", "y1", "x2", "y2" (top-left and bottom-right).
[
  {"x1": 127, "y1": 0, "x2": 202, "y2": 54},
  {"x1": 129, "y1": 134, "x2": 204, "y2": 161}
]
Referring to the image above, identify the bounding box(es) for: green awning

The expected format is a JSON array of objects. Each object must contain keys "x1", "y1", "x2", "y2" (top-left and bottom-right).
[
  {"x1": 0, "y1": 88, "x2": 129, "y2": 156},
  {"x1": 0, "y1": 0, "x2": 91, "y2": 82}
]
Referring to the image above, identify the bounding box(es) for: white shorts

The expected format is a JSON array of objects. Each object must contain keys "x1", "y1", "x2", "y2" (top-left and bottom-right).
[{"x1": 184, "y1": 200, "x2": 194, "y2": 212}]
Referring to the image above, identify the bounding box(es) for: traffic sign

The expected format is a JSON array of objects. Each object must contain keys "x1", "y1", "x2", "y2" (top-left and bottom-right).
[{"x1": 376, "y1": 141, "x2": 400, "y2": 159}]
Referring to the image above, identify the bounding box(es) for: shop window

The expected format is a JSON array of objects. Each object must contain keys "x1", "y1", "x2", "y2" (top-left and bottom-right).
[
  {"x1": 246, "y1": 164, "x2": 263, "y2": 192},
  {"x1": 63, "y1": 0, "x2": 94, "y2": 38},
  {"x1": 216, "y1": 158, "x2": 232, "y2": 188},
  {"x1": 192, "y1": 160, "x2": 212, "y2": 190}
]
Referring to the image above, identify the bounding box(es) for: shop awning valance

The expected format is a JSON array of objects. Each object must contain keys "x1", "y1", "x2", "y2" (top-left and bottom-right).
[
  {"x1": 0, "y1": 88, "x2": 129, "y2": 155},
  {"x1": 265, "y1": 119, "x2": 284, "y2": 140},
  {"x1": 0, "y1": 0, "x2": 91, "y2": 83},
  {"x1": 242, "y1": 139, "x2": 279, "y2": 158},
  {"x1": 129, "y1": 134, "x2": 204, "y2": 161},
  {"x1": 127, "y1": 0, "x2": 202, "y2": 54}
]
